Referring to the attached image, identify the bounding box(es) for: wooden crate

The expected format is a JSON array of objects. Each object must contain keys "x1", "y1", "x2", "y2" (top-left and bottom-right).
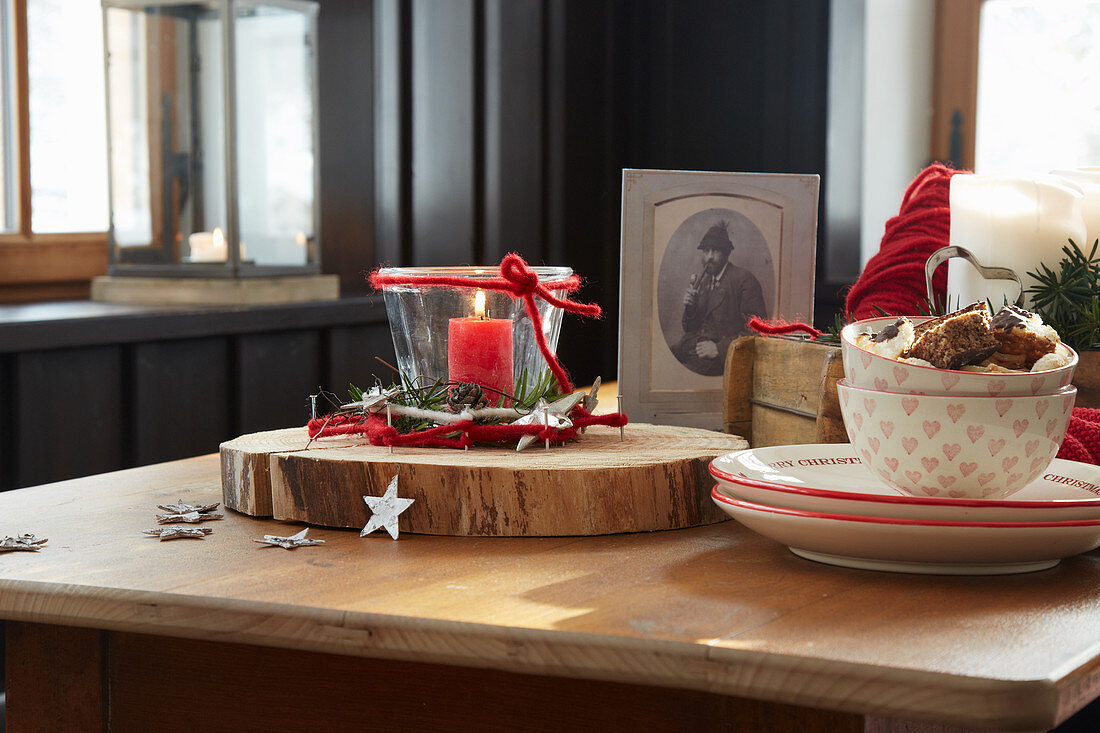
[
  {"x1": 722, "y1": 336, "x2": 847, "y2": 448},
  {"x1": 1075, "y1": 351, "x2": 1100, "y2": 409}
]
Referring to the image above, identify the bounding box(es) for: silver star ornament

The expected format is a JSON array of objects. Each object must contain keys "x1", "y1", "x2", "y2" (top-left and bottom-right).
[
  {"x1": 156, "y1": 500, "x2": 223, "y2": 524},
  {"x1": 513, "y1": 390, "x2": 586, "y2": 451},
  {"x1": 143, "y1": 526, "x2": 213, "y2": 541},
  {"x1": 252, "y1": 528, "x2": 325, "y2": 550},
  {"x1": 361, "y1": 474, "x2": 415, "y2": 540},
  {"x1": 342, "y1": 386, "x2": 397, "y2": 413},
  {"x1": 0, "y1": 533, "x2": 47, "y2": 553}
]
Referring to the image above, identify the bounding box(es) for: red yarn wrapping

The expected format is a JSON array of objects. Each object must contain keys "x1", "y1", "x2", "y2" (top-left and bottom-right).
[
  {"x1": 1057, "y1": 407, "x2": 1100, "y2": 465},
  {"x1": 844, "y1": 163, "x2": 971, "y2": 320},
  {"x1": 369, "y1": 253, "x2": 602, "y2": 393},
  {"x1": 307, "y1": 407, "x2": 629, "y2": 449},
  {"x1": 747, "y1": 316, "x2": 823, "y2": 338}
]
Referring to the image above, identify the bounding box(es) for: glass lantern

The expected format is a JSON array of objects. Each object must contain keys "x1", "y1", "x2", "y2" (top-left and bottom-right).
[
  {"x1": 102, "y1": 0, "x2": 319, "y2": 277},
  {"x1": 377, "y1": 267, "x2": 574, "y2": 398}
]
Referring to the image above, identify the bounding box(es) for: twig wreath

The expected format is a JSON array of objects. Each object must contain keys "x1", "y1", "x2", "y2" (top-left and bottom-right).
[{"x1": 306, "y1": 254, "x2": 628, "y2": 450}]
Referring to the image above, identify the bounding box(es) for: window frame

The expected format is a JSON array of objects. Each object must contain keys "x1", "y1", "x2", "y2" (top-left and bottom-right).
[
  {"x1": 929, "y1": 0, "x2": 983, "y2": 172},
  {"x1": 0, "y1": 0, "x2": 108, "y2": 300}
]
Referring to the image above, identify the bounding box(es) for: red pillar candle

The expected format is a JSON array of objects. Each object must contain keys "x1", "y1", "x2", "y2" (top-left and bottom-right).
[{"x1": 448, "y1": 290, "x2": 514, "y2": 402}]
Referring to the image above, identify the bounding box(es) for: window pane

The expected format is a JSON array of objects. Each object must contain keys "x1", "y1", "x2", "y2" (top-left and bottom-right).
[
  {"x1": 27, "y1": 0, "x2": 108, "y2": 232},
  {"x1": 976, "y1": 0, "x2": 1100, "y2": 175},
  {"x1": 104, "y1": 6, "x2": 151, "y2": 247},
  {"x1": 0, "y1": 0, "x2": 15, "y2": 233},
  {"x1": 235, "y1": 4, "x2": 316, "y2": 266}
]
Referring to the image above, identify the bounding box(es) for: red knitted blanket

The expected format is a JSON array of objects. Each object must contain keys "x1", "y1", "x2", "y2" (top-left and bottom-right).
[{"x1": 1058, "y1": 408, "x2": 1100, "y2": 464}]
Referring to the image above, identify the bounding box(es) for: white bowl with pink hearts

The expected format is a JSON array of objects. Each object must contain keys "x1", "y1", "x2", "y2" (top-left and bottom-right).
[
  {"x1": 836, "y1": 379, "x2": 1076, "y2": 500},
  {"x1": 840, "y1": 317, "x2": 1077, "y2": 397}
]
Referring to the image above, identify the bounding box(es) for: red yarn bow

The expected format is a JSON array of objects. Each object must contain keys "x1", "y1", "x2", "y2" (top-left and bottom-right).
[{"x1": 368, "y1": 253, "x2": 602, "y2": 392}]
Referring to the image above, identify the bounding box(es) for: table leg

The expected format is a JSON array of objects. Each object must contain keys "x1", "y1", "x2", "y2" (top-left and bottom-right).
[{"x1": 5, "y1": 622, "x2": 105, "y2": 732}]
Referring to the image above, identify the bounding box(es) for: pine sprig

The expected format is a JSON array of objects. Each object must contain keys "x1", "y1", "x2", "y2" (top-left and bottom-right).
[
  {"x1": 391, "y1": 374, "x2": 451, "y2": 432},
  {"x1": 814, "y1": 311, "x2": 850, "y2": 345},
  {"x1": 512, "y1": 368, "x2": 563, "y2": 410},
  {"x1": 1025, "y1": 239, "x2": 1100, "y2": 351}
]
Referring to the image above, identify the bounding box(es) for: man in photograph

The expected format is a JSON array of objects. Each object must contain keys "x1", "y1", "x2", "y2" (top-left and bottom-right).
[{"x1": 674, "y1": 222, "x2": 767, "y2": 376}]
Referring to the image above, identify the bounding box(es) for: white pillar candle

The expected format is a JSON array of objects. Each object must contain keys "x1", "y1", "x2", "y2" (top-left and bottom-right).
[
  {"x1": 1051, "y1": 168, "x2": 1100, "y2": 250},
  {"x1": 187, "y1": 227, "x2": 228, "y2": 262},
  {"x1": 947, "y1": 175, "x2": 1085, "y2": 310}
]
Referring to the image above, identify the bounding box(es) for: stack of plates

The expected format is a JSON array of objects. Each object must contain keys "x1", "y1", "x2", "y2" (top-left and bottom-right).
[{"x1": 709, "y1": 444, "x2": 1100, "y2": 575}]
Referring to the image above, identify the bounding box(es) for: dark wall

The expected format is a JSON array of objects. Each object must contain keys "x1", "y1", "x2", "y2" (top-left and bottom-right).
[{"x1": 322, "y1": 0, "x2": 836, "y2": 388}]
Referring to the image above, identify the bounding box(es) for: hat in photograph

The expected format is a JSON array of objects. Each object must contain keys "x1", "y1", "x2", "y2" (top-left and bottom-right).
[{"x1": 698, "y1": 223, "x2": 733, "y2": 252}]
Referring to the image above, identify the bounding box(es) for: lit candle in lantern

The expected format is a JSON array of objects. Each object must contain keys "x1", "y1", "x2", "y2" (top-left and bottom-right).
[
  {"x1": 948, "y1": 176, "x2": 1085, "y2": 309},
  {"x1": 448, "y1": 289, "x2": 514, "y2": 402},
  {"x1": 187, "y1": 226, "x2": 228, "y2": 262}
]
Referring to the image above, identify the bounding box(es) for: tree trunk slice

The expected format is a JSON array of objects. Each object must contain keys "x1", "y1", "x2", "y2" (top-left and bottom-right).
[{"x1": 220, "y1": 424, "x2": 747, "y2": 536}]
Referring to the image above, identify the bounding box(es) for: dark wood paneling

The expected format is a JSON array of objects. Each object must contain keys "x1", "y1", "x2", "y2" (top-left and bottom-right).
[
  {"x1": 237, "y1": 331, "x2": 322, "y2": 434},
  {"x1": 133, "y1": 338, "x2": 231, "y2": 466},
  {"x1": 483, "y1": 0, "x2": 544, "y2": 265},
  {"x1": 0, "y1": 355, "x2": 11, "y2": 490},
  {"x1": 318, "y1": 0, "x2": 376, "y2": 295},
  {"x1": 14, "y1": 346, "x2": 124, "y2": 488},
  {"x1": 549, "y1": 0, "x2": 618, "y2": 389},
  {"x1": 0, "y1": 296, "x2": 387, "y2": 353},
  {"x1": 548, "y1": 0, "x2": 831, "y2": 384},
  {"x1": 373, "y1": 0, "x2": 410, "y2": 268},
  {"x1": 410, "y1": 0, "x2": 477, "y2": 266},
  {"x1": 5, "y1": 623, "x2": 105, "y2": 732},
  {"x1": 0, "y1": 301, "x2": 389, "y2": 490},
  {"x1": 326, "y1": 322, "x2": 397, "y2": 400}
]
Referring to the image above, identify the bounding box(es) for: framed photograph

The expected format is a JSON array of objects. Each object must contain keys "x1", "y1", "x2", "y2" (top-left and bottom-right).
[{"x1": 617, "y1": 169, "x2": 820, "y2": 430}]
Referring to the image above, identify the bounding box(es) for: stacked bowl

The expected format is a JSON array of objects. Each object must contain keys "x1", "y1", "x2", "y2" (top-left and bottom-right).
[
  {"x1": 836, "y1": 316, "x2": 1077, "y2": 501},
  {"x1": 707, "y1": 316, "x2": 1100, "y2": 575}
]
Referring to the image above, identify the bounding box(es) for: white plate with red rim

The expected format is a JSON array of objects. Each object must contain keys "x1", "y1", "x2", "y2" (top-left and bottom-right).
[
  {"x1": 710, "y1": 487, "x2": 1100, "y2": 574},
  {"x1": 710, "y1": 444, "x2": 1100, "y2": 522}
]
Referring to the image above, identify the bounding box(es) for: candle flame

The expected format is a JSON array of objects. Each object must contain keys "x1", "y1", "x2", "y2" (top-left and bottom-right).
[
  {"x1": 474, "y1": 290, "x2": 486, "y2": 319},
  {"x1": 213, "y1": 227, "x2": 225, "y2": 248}
]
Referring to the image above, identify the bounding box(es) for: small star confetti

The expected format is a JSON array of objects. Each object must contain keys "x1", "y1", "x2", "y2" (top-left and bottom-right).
[
  {"x1": 252, "y1": 528, "x2": 325, "y2": 550},
  {"x1": 361, "y1": 475, "x2": 415, "y2": 540},
  {"x1": 155, "y1": 500, "x2": 224, "y2": 524},
  {"x1": 0, "y1": 534, "x2": 47, "y2": 553},
  {"x1": 143, "y1": 526, "x2": 213, "y2": 541}
]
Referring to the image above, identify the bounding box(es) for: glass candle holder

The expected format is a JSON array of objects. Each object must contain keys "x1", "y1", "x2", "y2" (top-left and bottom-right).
[{"x1": 378, "y1": 266, "x2": 573, "y2": 397}]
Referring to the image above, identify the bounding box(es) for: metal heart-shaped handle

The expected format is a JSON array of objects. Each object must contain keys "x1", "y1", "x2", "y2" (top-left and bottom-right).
[{"x1": 925, "y1": 246, "x2": 1023, "y2": 308}]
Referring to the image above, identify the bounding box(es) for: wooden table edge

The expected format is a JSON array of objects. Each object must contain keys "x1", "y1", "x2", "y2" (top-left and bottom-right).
[{"x1": 0, "y1": 578, "x2": 1068, "y2": 730}]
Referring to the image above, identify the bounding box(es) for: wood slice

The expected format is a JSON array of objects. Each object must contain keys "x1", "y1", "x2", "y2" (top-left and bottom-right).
[{"x1": 220, "y1": 423, "x2": 747, "y2": 536}]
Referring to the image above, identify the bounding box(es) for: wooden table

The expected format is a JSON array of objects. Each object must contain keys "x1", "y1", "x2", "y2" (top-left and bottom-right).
[{"x1": 3, "y1": 456, "x2": 1100, "y2": 732}]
